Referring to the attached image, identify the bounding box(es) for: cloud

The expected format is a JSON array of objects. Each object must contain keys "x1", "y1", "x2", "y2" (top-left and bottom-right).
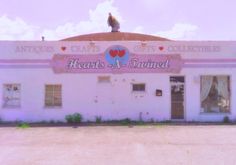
[
  {"x1": 131, "y1": 23, "x2": 199, "y2": 40},
  {"x1": 41, "y1": 0, "x2": 123, "y2": 40},
  {"x1": 155, "y1": 23, "x2": 199, "y2": 40},
  {"x1": 0, "y1": 1, "x2": 198, "y2": 41},
  {"x1": 132, "y1": 26, "x2": 144, "y2": 34},
  {"x1": 137, "y1": 0, "x2": 167, "y2": 10},
  {"x1": 0, "y1": 0, "x2": 123, "y2": 40},
  {"x1": 0, "y1": 15, "x2": 39, "y2": 40}
]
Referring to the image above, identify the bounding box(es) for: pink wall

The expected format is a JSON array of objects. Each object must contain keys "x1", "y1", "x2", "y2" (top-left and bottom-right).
[{"x1": 0, "y1": 41, "x2": 236, "y2": 122}]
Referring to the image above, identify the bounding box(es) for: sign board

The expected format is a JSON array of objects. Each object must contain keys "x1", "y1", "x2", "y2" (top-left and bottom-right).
[{"x1": 51, "y1": 45, "x2": 183, "y2": 74}]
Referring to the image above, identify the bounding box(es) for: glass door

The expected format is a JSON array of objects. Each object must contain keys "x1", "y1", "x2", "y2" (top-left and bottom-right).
[{"x1": 170, "y1": 76, "x2": 185, "y2": 119}]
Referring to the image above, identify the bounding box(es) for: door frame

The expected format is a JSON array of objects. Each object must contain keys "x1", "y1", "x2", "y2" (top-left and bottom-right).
[{"x1": 169, "y1": 75, "x2": 186, "y2": 120}]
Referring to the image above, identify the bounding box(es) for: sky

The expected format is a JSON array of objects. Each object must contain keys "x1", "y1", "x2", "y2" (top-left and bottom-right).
[{"x1": 0, "y1": 0, "x2": 236, "y2": 41}]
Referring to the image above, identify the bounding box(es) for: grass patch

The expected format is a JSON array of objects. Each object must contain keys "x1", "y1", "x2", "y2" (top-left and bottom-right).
[
  {"x1": 95, "y1": 116, "x2": 102, "y2": 123},
  {"x1": 17, "y1": 123, "x2": 30, "y2": 129}
]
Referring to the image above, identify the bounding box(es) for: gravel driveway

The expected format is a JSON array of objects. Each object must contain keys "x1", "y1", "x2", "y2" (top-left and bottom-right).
[{"x1": 0, "y1": 125, "x2": 236, "y2": 165}]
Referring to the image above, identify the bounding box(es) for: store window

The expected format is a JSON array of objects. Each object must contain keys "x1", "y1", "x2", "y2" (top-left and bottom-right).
[
  {"x1": 132, "y1": 83, "x2": 146, "y2": 92},
  {"x1": 45, "y1": 84, "x2": 62, "y2": 107},
  {"x1": 3, "y1": 84, "x2": 21, "y2": 108},
  {"x1": 200, "y1": 75, "x2": 230, "y2": 113}
]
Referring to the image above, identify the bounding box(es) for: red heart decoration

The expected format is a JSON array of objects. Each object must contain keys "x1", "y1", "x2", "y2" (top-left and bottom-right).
[
  {"x1": 61, "y1": 46, "x2": 66, "y2": 51},
  {"x1": 109, "y1": 49, "x2": 118, "y2": 57},
  {"x1": 118, "y1": 50, "x2": 125, "y2": 57},
  {"x1": 159, "y1": 46, "x2": 164, "y2": 51}
]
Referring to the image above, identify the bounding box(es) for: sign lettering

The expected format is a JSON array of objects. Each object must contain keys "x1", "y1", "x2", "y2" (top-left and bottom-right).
[
  {"x1": 15, "y1": 46, "x2": 54, "y2": 53},
  {"x1": 52, "y1": 54, "x2": 182, "y2": 74}
]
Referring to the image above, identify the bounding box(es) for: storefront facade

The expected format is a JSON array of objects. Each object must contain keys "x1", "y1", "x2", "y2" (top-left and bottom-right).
[{"x1": 0, "y1": 39, "x2": 235, "y2": 122}]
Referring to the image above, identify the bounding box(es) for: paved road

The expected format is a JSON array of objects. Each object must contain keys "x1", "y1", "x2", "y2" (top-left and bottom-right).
[{"x1": 0, "y1": 125, "x2": 236, "y2": 165}]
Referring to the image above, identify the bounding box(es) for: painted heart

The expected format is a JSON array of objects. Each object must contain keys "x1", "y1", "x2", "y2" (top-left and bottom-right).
[
  {"x1": 118, "y1": 49, "x2": 125, "y2": 57},
  {"x1": 61, "y1": 46, "x2": 66, "y2": 51},
  {"x1": 159, "y1": 46, "x2": 164, "y2": 51},
  {"x1": 109, "y1": 49, "x2": 118, "y2": 57}
]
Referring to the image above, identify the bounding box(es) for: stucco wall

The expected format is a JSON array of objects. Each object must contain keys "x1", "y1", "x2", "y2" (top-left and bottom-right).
[{"x1": 0, "y1": 41, "x2": 236, "y2": 122}]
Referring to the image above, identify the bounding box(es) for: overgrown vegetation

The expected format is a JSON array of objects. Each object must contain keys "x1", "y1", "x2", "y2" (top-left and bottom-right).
[
  {"x1": 65, "y1": 113, "x2": 83, "y2": 123},
  {"x1": 120, "y1": 118, "x2": 132, "y2": 125},
  {"x1": 95, "y1": 116, "x2": 102, "y2": 123},
  {"x1": 223, "y1": 116, "x2": 230, "y2": 123},
  {"x1": 17, "y1": 122, "x2": 30, "y2": 128},
  {"x1": 102, "y1": 118, "x2": 146, "y2": 125}
]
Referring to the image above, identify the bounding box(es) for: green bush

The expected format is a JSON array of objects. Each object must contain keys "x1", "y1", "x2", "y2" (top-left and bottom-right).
[
  {"x1": 120, "y1": 118, "x2": 131, "y2": 125},
  {"x1": 65, "y1": 113, "x2": 83, "y2": 123},
  {"x1": 73, "y1": 113, "x2": 83, "y2": 123},
  {"x1": 65, "y1": 115, "x2": 73, "y2": 123},
  {"x1": 150, "y1": 118, "x2": 154, "y2": 123},
  {"x1": 17, "y1": 122, "x2": 30, "y2": 129},
  {"x1": 223, "y1": 116, "x2": 230, "y2": 123},
  {"x1": 95, "y1": 116, "x2": 102, "y2": 123},
  {"x1": 49, "y1": 120, "x2": 56, "y2": 124}
]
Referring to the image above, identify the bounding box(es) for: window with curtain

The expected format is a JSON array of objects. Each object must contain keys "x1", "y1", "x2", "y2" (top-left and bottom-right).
[
  {"x1": 45, "y1": 84, "x2": 62, "y2": 107},
  {"x1": 3, "y1": 84, "x2": 21, "y2": 108},
  {"x1": 200, "y1": 75, "x2": 230, "y2": 113}
]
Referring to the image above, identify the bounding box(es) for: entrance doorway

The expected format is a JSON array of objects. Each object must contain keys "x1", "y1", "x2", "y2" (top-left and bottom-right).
[{"x1": 170, "y1": 76, "x2": 185, "y2": 120}]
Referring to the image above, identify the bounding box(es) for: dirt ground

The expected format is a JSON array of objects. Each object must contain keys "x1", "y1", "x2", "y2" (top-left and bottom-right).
[{"x1": 0, "y1": 125, "x2": 236, "y2": 165}]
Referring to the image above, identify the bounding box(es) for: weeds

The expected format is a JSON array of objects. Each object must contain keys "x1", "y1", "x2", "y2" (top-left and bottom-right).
[
  {"x1": 17, "y1": 122, "x2": 30, "y2": 129},
  {"x1": 95, "y1": 116, "x2": 102, "y2": 123}
]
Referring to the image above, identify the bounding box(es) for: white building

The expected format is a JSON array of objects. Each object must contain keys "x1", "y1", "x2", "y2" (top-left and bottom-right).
[{"x1": 0, "y1": 32, "x2": 235, "y2": 122}]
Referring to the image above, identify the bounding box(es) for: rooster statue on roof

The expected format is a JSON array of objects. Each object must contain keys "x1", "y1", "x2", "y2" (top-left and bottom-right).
[{"x1": 107, "y1": 13, "x2": 120, "y2": 32}]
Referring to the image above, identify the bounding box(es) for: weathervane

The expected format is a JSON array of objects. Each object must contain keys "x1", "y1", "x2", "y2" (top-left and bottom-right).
[{"x1": 107, "y1": 13, "x2": 120, "y2": 32}]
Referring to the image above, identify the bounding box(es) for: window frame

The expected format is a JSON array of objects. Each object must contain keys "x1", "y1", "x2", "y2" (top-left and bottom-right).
[
  {"x1": 200, "y1": 75, "x2": 231, "y2": 114},
  {"x1": 131, "y1": 83, "x2": 146, "y2": 92},
  {"x1": 2, "y1": 83, "x2": 21, "y2": 108},
  {"x1": 44, "y1": 84, "x2": 62, "y2": 108}
]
